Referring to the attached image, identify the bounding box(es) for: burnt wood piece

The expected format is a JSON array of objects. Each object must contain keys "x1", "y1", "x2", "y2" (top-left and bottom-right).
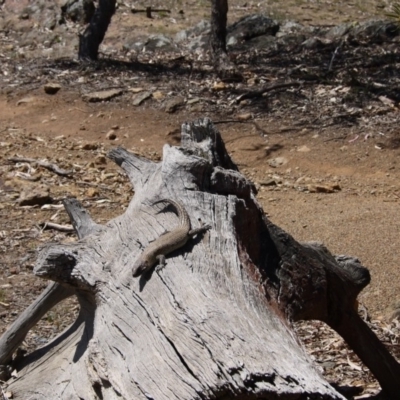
[{"x1": 78, "y1": 0, "x2": 116, "y2": 61}]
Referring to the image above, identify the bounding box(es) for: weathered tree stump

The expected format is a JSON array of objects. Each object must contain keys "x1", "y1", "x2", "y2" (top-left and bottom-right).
[{"x1": 1, "y1": 118, "x2": 399, "y2": 399}]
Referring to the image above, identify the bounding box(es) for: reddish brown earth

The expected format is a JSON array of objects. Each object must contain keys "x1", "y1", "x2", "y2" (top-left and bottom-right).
[{"x1": 0, "y1": 0, "x2": 399, "y2": 398}]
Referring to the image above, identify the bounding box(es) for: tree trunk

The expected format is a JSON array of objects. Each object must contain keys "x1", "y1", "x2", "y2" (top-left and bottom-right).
[
  {"x1": 209, "y1": 0, "x2": 240, "y2": 79},
  {"x1": 210, "y1": 0, "x2": 228, "y2": 59},
  {"x1": 1, "y1": 118, "x2": 399, "y2": 399},
  {"x1": 78, "y1": 0, "x2": 116, "y2": 61}
]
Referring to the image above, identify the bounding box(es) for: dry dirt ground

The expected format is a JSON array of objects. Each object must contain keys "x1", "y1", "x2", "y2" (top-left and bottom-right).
[{"x1": 1, "y1": 0, "x2": 400, "y2": 398}]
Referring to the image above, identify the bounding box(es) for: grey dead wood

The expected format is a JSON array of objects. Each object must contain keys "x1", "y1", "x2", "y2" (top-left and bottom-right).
[{"x1": 0, "y1": 118, "x2": 399, "y2": 399}]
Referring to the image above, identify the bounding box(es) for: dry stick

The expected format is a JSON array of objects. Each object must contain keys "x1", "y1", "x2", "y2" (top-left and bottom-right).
[
  {"x1": 38, "y1": 222, "x2": 74, "y2": 233},
  {"x1": 131, "y1": 6, "x2": 170, "y2": 18},
  {"x1": 235, "y1": 81, "x2": 314, "y2": 103},
  {"x1": 75, "y1": 180, "x2": 116, "y2": 192},
  {"x1": 328, "y1": 40, "x2": 344, "y2": 72},
  {"x1": 323, "y1": 135, "x2": 348, "y2": 142},
  {"x1": 71, "y1": 107, "x2": 92, "y2": 113},
  {"x1": 15, "y1": 171, "x2": 41, "y2": 181},
  {"x1": 8, "y1": 157, "x2": 73, "y2": 177}
]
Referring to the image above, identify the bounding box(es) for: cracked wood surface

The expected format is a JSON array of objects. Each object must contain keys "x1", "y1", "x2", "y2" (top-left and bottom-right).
[{"x1": 0, "y1": 118, "x2": 366, "y2": 399}]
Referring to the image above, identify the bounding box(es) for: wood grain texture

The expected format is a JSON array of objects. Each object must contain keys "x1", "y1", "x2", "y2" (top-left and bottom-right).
[{"x1": 3, "y1": 118, "x2": 378, "y2": 399}]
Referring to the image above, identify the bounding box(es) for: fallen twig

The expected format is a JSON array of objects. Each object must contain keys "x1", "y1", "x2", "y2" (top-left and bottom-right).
[
  {"x1": 323, "y1": 135, "x2": 348, "y2": 142},
  {"x1": 348, "y1": 135, "x2": 360, "y2": 143},
  {"x1": 75, "y1": 180, "x2": 116, "y2": 191},
  {"x1": 38, "y1": 222, "x2": 74, "y2": 233},
  {"x1": 328, "y1": 40, "x2": 343, "y2": 72},
  {"x1": 235, "y1": 81, "x2": 314, "y2": 103},
  {"x1": 8, "y1": 157, "x2": 73, "y2": 177},
  {"x1": 15, "y1": 171, "x2": 41, "y2": 182},
  {"x1": 131, "y1": 6, "x2": 171, "y2": 18}
]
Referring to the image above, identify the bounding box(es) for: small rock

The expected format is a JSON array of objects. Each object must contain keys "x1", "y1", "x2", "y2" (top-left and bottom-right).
[
  {"x1": 95, "y1": 155, "x2": 107, "y2": 165},
  {"x1": 81, "y1": 142, "x2": 99, "y2": 150},
  {"x1": 239, "y1": 99, "x2": 251, "y2": 106},
  {"x1": 129, "y1": 88, "x2": 145, "y2": 93},
  {"x1": 86, "y1": 188, "x2": 99, "y2": 198},
  {"x1": 227, "y1": 14, "x2": 279, "y2": 41},
  {"x1": 18, "y1": 185, "x2": 53, "y2": 206},
  {"x1": 378, "y1": 95, "x2": 395, "y2": 107},
  {"x1": 297, "y1": 145, "x2": 310, "y2": 152},
  {"x1": 106, "y1": 130, "x2": 117, "y2": 140},
  {"x1": 247, "y1": 77, "x2": 259, "y2": 86},
  {"x1": 9, "y1": 267, "x2": 20, "y2": 275},
  {"x1": 259, "y1": 179, "x2": 277, "y2": 186},
  {"x1": 212, "y1": 81, "x2": 227, "y2": 91},
  {"x1": 43, "y1": 83, "x2": 61, "y2": 95},
  {"x1": 307, "y1": 184, "x2": 340, "y2": 193},
  {"x1": 152, "y1": 91, "x2": 165, "y2": 100},
  {"x1": 295, "y1": 176, "x2": 310, "y2": 184},
  {"x1": 190, "y1": 104, "x2": 203, "y2": 112},
  {"x1": 237, "y1": 113, "x2": 252, "y2": 121},
  {"x1": 61, "y1": 0, "x2": 95, "y2": 23},
  {"x1": 267, "y1": 156, "x2": 288, "y2": 168},
  {"x1": 143, "y1": 34, "x2": 177, "y2": 52},
  {"x1": 164, "y1": 97, "x2": 185, "y2": 113},
  {"x1": 302, "y1": 37, "x2": 326, "y2": 50},
  {"x1": 83, "y1": 88, "x2": 124, "y2": 102},
  {"x1": 187, "y1": 97, "x2": 201, "y2": 105},
  {"x1": 132, "y1": 91, "x2": 152, "y2": 106}
]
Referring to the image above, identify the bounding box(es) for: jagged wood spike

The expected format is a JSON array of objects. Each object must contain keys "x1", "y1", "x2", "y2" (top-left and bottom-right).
[
  {"x1": 63, "y1": 197, "x2": 102, "y2": 239},
  {"x1": 107, "y1": 147, "x2": 157, "y2": 191},
  {"x1": 0, "y1": 283, "x2": 75, "y2": 366}
]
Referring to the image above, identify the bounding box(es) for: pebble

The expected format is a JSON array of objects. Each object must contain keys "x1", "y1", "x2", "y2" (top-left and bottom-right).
[
  {"x1": 95, "y1": 155, "x2": 107, "y2": 165},
  {"x1": 18, "y1": 185, "x2": 53, "y2": 206},
  {"x1": 132, "y1": 91, "x2": 152, "y2": 106},
  {"x1": 43, "y1": 83, "x2": 61, "y2": 95},
  {"x1": 267, "y1": 156, "x2": 288, "y2": 168},
  {"x1": 86, "y1": 188, "x2": 99, "y2": 198},
  {"x1": 81, "y1": 142, "x2": 99, "y2": 150},
  {"x1": 106, "y1": 130, "x2": 117, "y2": 140},
  {"x1": 164, "y1": 96, "x2": 185, "y2": 113},
  {"x1": 83, "y1": 88, "x2": 124, "y2": 102}
]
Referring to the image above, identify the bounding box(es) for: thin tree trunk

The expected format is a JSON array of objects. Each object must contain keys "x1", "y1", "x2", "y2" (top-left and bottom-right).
[
  {"x1": 210, "y1": 0, "x2": 228, "y2": 62},
  {"x1": 78, "y1": 0, "x2": 116, "y2": 61}
]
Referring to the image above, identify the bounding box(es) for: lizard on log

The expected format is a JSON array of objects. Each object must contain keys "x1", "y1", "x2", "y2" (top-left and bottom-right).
[{"x1": 132, "y1": 199, "x2": 210, "y2": 277}]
